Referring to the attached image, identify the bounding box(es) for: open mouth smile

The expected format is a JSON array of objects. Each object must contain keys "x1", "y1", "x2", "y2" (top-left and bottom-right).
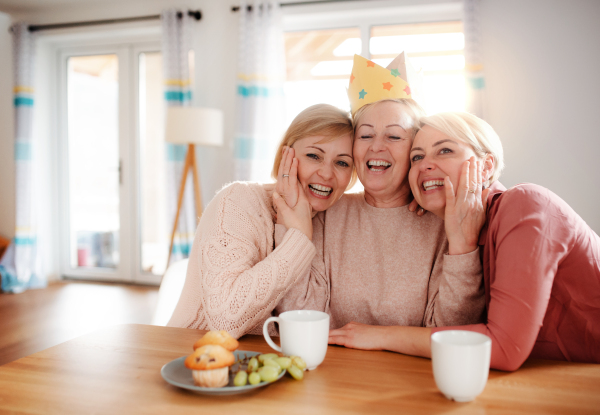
[
  {"x1": 422, "y1": 179, "x2": 444, "y2": 191},
  {"x1": 367, "y1": 160, "x2": 391, "y2": 172},
  {"x1": 308, "y1": 184, "x2": 333, "y2": 198}
]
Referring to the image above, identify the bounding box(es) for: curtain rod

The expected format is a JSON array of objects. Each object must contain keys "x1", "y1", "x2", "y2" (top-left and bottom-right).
[
  {"x1": 22, "y1": 10, "x2": 201, "y2": 32},
  {"x1": 231, "y1": 0, "x2": 364, "y2": 12}
]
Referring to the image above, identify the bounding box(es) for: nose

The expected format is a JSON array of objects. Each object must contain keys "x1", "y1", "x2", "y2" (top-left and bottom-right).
[
  {"x1": 317, "y1": 161, "x2": 334, "y2": 181},
  {"x1": 418, "y1": 154, "x2": 435, "y2": 171},
  {"x1": 370, "y1": 136, "x2": 386, "y2": 152}
]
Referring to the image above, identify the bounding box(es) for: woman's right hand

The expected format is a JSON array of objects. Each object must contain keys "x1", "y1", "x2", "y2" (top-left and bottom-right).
[
  {"x1": 275, "y1": 146, "x2": 299, "y2": 209},
  {"x1": 273, "y1": 185, "x2": 313, "y2": 240}
]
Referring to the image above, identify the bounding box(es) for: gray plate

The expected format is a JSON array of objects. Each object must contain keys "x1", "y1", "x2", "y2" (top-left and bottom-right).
[{"x1": 161, "y1": 350, "x2": 286, "y2": 396}]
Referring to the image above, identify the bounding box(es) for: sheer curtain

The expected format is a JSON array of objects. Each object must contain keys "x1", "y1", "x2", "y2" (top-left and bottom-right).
[
  {"x1": 464, "y1": 0, "x2": 486, "y2": 118},
  {"x1": 161, "y1": 9, "x2": 196, "y2": 266},
  {"x1": 0, "y1": 23, "x2": 44, "y2": 293},
  {"x1": 234, "y1": 0, "x2": 286, "y2": 182}
]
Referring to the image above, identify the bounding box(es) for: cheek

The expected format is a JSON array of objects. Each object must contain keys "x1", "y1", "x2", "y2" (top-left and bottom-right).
[{"x1": 352, "y1": 141, "x2": 367, "y2": 162}]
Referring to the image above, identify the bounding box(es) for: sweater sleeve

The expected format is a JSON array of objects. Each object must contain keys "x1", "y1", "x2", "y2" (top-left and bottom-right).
[
  {"x1": 275, "y1": 213, "x2": 330, "y2": 314},
  {"x1": 167, "y1": 184, "x2": 316, "y2": 339},
  {"x1": 423, "y1": 243, "x2": 485, "y2": 328},
  {"x1": 432, "y1": 186, "x2": 572, "y2": 371}
]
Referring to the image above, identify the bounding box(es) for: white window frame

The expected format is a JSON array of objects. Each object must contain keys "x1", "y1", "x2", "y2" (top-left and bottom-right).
[{"x1": 50, "y1": 27, "x2": 163, "y2": 285}]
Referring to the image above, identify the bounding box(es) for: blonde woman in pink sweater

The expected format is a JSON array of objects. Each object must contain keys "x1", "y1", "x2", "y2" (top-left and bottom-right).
[
  {"x1": 168, "y1": 104, "x2": 356, "y2": 338},
  {"x1": 329, "y1": 112, "x2": 600, "y2": 371}
]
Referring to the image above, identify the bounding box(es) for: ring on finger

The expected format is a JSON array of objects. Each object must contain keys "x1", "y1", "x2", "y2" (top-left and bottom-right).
[
  {"x1": 282, "y1": 174, "x2": 289, "y2": 178},
  {"x1": 468, "y1": 189, "x2": 476, "y2": 193}
]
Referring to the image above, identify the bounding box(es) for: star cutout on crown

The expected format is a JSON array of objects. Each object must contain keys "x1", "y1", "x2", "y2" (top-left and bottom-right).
[
  {"x1": 359, "y1": 89, "x2": 367, "y2": 99},
  {"x1": 350, "y1": 73, "x2": 355, "y2": 83},
  {"x1": 390, "y1": 68, "x2": 400, "y2": 77},
  {"x1": 404, "y1": 85, "x2": 411, "y2": 95},
  {"x1": 367, "y1": 61, "x2": 375, "y2": 67},
  {"x1": 382, "y1": 82, "x2": 393, "y2": 91}
]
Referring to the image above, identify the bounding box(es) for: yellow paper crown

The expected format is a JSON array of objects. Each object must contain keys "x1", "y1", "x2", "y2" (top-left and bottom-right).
[{"x1": 348, "y1": 54, "x2": 413, "y2": 115}]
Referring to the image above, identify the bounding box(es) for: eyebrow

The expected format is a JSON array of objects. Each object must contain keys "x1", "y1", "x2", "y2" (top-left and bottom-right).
[
  {"x1": 357, "y1": 123, "x2": 407, "y2": 131},
  {"x1": 410, "y1": 138, "x2": 458, "y2": 153},
  {"x1": 307, "y1": 146, "x2": 352, "y2": 159}
]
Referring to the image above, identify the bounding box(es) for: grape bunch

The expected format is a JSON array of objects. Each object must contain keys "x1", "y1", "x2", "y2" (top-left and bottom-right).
[{"x1": 233, "y1": 353, "x2": 307, "y2": 386}]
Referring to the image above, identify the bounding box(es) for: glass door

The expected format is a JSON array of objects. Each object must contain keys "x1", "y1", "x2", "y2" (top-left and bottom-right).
[{"x1": 66, "y1": 54, "x2": 121, "y2": 271}]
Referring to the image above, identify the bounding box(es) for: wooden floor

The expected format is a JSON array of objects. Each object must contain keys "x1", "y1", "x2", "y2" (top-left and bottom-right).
[{"x1": 0, "y1": 280, "x2": 158, "y2": 366}]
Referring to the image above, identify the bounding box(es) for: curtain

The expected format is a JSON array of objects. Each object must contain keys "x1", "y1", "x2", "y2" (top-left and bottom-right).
[
  {"x1": 234, "y1": 0, "x2": 286, "y2": 182},
  {"x1": 464, "y1": 0, "x2": 485, "y2": 118},
  {"x1": 0, "y1": 24, "x2": 44, "y2": 293},
  {"x1": 161, "y1": 9, "x2": 196, "y2": 265}
]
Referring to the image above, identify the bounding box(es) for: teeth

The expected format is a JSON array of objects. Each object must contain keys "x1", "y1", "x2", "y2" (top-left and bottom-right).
[
  {"x1": 309, "y1": 184, "x2": 332, "y2": 196},
  {"x1": 367, "y1": 160, "x2": 391, "y2": 167},
  {"x1": 310, "y1": 184, "x2": 332, "y2": 192},
  {"x1": 423, "y1": 180, "x2": 444, "y2": 191}
]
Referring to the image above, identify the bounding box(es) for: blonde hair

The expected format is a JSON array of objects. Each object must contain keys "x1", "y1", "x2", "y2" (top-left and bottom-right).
[
  {"x1": 420, "y1": 112, "x2": 505, "y2": 183},
  {"x1": 271, "y1": 104, "x2": 357, "y2": 189},
  {"x1": 353, "y1": 98, "x2": 427, "y2": 135}
]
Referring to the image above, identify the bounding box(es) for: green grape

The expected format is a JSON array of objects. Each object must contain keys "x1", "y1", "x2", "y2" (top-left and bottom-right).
[
  {"x1": 274, "y1": 357, "x2": 292, "y2": 369},
  {"x1": 257, "y1": 353, "x2": 279, "y2": 363},
  {"x1": 263, "y1": 358, "x2": 282, "y2": 372},
  {"x1": 247, "y1": 357, "x2": 259, "y2": 372},
  {"x1": 233, "y1": 370, "x2": 248, "y2": 387},
  {"x1": 291, "y1": 356, "x2": 307, "y2": 371},
  {"x1": 287, "y1": 365, "x2": 304, "y2": 380},
  {"x1": 258, "y1": 366, "x2": 279, "y2": 383},
  {"x1": 248, "y1": 372, "x2": 261, "y2": 385}
]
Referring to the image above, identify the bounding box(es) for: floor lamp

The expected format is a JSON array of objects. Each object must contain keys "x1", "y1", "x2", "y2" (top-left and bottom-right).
[{"x1": 164, "y1": 107, "x2": 224, "y2": 269}]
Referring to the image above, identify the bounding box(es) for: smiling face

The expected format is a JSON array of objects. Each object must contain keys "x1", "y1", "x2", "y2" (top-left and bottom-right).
[
  {"x1": 291, "y1": 133, "x2": 354, "y2": 212},
  {"x1": 353, "y1": 101, "x2": 416, "y2": 207},
  {"x1": 409, "y1": 125, "x2": 490, "y2": 217}
]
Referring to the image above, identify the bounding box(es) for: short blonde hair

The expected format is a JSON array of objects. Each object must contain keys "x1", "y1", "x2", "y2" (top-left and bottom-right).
[
  {"x1": 353, "y1": 98, "x2": 427, "y2": 135},
  {"x1": 420, "y1": 112, "x2": 505, "y2": 183},
  {"x1": 271, "y1": 104, "x2": 357, "y2": 189}
]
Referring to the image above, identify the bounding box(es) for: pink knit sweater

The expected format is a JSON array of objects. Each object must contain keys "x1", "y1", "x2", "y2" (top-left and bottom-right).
[
  {"x1": 167, "y1": 182, "x2": 316, "y2": 338},
  {"x1": 278, "y1": 193, "x2": 486, "y2": 329}
]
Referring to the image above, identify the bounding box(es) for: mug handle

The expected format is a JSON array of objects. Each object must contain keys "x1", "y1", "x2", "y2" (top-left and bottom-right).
[{"x1": 263, "y1": 316, "x2": 282, "y2": 353}]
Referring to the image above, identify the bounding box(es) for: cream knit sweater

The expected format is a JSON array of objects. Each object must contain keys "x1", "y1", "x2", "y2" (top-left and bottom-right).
[{"x1": 167, "y1": 182, "x2": 316, "y2": 338}]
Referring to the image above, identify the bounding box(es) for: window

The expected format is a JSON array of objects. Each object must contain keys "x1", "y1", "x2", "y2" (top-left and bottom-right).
[
  {"x1": 283, "y1": 21, "x2": 465, "y2": 123},
  {"x1": 282, "y1": 0, "x2": 465, "y2": 118}
]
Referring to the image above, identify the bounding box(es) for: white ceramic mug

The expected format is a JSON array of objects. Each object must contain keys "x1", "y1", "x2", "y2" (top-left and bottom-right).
[
  {"x1": 431, "y1": 330, "x2": 492, "y2": 402},
  {"x1": 263, "y1": 310, "x2": 330, "y2": 370}
]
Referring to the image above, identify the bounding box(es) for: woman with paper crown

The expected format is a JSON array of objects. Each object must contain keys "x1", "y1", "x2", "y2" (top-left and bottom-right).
[
  {"x1": 168, "y1": 104, "x2": 357, "y2": 338},
  {"x1": 276, "y1": 55, "x2": 487, "y2": 333},
  {"x1": 331, "y1": 112, "x2": 599, "y2": 371}
]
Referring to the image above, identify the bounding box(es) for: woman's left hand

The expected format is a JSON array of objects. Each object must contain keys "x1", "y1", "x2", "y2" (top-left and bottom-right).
[
  {"x1": 328, "y1": 322, "x2": 385, "y2": 350},
  {"x1": 444, "y1": 157, "x2": 490, "y2": 255}
]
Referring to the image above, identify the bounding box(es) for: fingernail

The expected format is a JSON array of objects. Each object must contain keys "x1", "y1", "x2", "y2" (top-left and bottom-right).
[{"x1": 273, "y1": 192, "x2": 280, "y2": 199}]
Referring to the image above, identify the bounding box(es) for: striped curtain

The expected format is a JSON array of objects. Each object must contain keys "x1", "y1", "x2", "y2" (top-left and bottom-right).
[
  {"x1": 234, "y1": 0, "x2": 286, "y2": 182},
  {"x1": 161, "y1": 10, "x2": 196, "y2": 265},
  {"x1": 464, "y1": 0, "x2": 485, "y2": 118},
  {"x1": 0, "y1": 24, "x2": 44, "y2": 293}
]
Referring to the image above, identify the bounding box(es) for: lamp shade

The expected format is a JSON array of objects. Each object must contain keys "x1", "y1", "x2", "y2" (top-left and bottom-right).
[{"x1": 165, "y1": 107, "x2": 224, "y2": 146}]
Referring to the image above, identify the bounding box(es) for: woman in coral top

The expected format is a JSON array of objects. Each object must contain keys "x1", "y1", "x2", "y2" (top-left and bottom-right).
[
  {"x1": 168, "y1": 104, "x2": 356, "y2": 338},
  {"x1": 329, "y1": 111, "x2": 600, "y2": 370}
]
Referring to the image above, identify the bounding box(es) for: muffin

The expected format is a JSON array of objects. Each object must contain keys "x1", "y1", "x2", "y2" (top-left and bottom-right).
[
  {"x1": 193, "y1": 330, "x2": 239, "y2": 352},
  {"x1": 185, "y1": 344, "x2": 236, "y2": 388}
]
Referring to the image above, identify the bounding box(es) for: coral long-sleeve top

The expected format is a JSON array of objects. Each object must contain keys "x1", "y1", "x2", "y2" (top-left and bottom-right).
[{"x1": 433, "y1": 182, "x2": 600, "y2": 371}]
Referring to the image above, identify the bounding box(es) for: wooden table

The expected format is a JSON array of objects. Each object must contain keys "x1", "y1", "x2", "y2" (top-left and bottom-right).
[{"x1": 0, "y1": 324, "x2": 598, "y2": 414}]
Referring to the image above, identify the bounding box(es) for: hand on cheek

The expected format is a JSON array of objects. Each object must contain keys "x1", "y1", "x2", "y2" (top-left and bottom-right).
[{"x1": 443, "y1": 157, "x2": 489, "y2": 255}]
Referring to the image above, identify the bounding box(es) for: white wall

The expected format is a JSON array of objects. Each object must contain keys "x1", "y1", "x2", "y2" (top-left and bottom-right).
[
  {"x1": 0, "y1": 12, "x2": 15, "y2": 240},
  {"x1": 481, "y1": 0, "x2": 600, "y2": 232}
]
